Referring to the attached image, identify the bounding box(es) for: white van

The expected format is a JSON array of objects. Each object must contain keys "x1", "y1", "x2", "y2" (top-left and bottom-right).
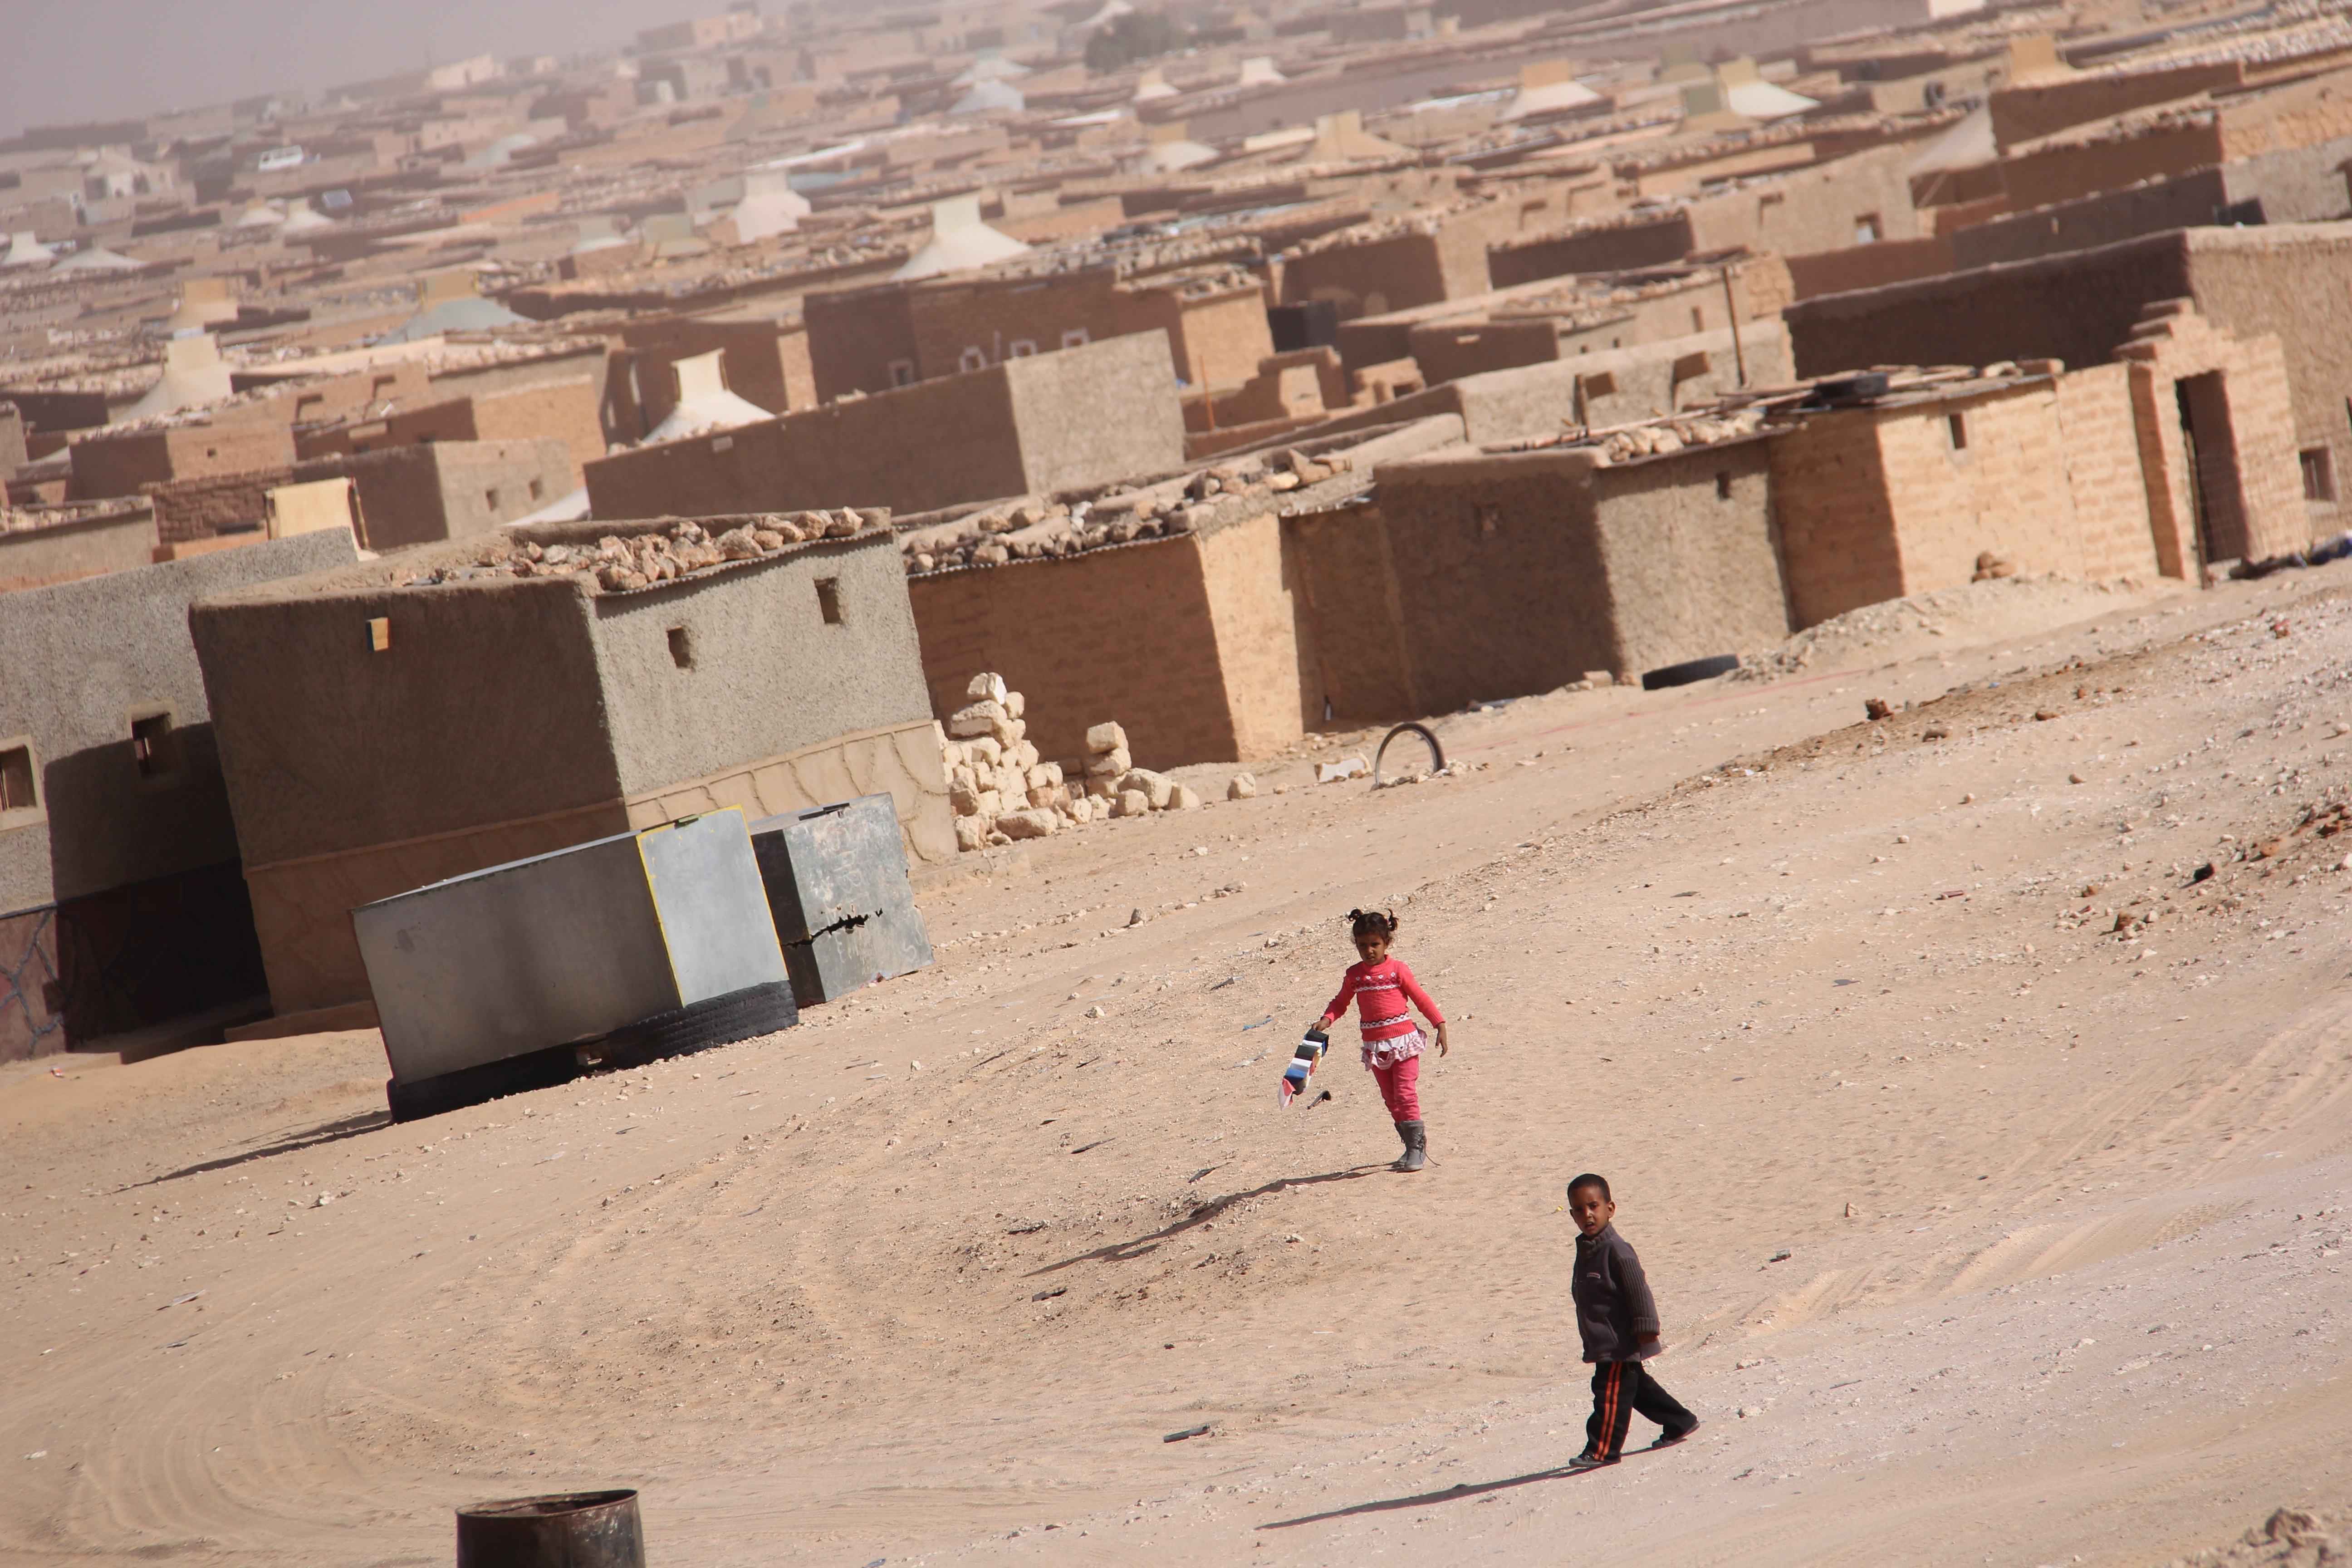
[{"x1": 256, "y1": 146, "x2": 305, "y2": 173}]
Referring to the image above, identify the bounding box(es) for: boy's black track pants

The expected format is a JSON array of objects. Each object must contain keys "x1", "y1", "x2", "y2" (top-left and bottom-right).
[{"x1": 1586, "y1": 1360, "x2": 1693, "y2": 1458}]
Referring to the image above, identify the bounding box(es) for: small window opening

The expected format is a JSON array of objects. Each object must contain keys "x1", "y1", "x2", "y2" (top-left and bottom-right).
[
  {"x1": 1009, "y1": 339, "x2": 1037, "y2": 358},
  {"x1": 1854, "y1": 213, "x2": 1882, "y2": 244},
  {"x1": 1715, "y1": 470, "x2": 1732, "y2": 500},
  {"x1": 528, "y1": 478, "x2": 544, "y2": 501},
  {"x1": 130, "y1": 712, "x2": 180, "y2": 780},
  {"x1": 815, "y1": 577, "x2": 843, "y2": 625},
  {"x1": 888, "y1": 359, "x2": 915, "y2": 387},
  {"x1": 1948, "y1": 412, "x2": 1968, "y2": 451},
  {"x1": 484, "y1": 487, "x2": 501, "y2": 511},
  {"x1": 0, "y1": 742, "x2": 36, "y2": 814},
  {"x1": 1059, "y1": 328, "x2": 1089, "y2": 349},
  {"x1": 1583, "y1": 371, "x2": 1617, "y2": 398},
  {"x1": 1690, "y1": 306, "x2": 1705, "y2": 332},
  {"x1": 667, "y1": 626, "x2": 695, "y2": 669},
  {"x1": 2302, "y1": 446, "x2": 2335, "y2": 501},
  {"x1": 957, "y1": 346, "x2": 987, "y2": 373}
]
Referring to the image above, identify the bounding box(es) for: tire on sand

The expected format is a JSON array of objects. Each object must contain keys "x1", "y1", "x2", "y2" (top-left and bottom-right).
[
  {"x1": 601, "y1": 980, "x2": 799, "y2": 1071},
  {"x1": 1641, "y1": 653, "x2": 1739, "y2": 691}
]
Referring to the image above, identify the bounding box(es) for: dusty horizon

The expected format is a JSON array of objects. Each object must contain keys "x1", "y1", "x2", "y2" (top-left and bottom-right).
[{"x1": 0, "y1": 0, "x2": 714, "y2": 139}]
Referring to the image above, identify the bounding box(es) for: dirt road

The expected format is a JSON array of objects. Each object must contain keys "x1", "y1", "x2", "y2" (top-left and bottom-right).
[{"x1": 5, "y1": 568, "x2": 2349, "y2": 1567}]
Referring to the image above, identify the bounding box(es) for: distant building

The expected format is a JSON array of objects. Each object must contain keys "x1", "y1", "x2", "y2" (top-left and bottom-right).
[
  {"x1": 0, "y1": 531, "x2": 360, "y2": 1063},
  {"x1": 584, "y1": 331, "x2": 1184, "y2": 522}
]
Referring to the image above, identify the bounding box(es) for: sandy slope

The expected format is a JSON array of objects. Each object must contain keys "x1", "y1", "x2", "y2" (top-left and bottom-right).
[{"x1": 5, "y1": 567, "x2": 2351, "y2": 1568}]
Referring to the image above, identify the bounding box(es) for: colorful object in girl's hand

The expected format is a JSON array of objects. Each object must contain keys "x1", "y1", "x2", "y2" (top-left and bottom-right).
[{"x1": 1280, "y1": 1029, "x2": 1330, "y2": 1107}]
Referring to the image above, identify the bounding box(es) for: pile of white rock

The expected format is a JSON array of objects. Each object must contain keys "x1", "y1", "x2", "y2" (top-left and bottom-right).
[
  {"x1": 938, "y1": 675, "x2": 1244, "y2": 853},
  {"x1": 941, "y1": 672, "x2": 1068, "y2": 851},
  {"x1": 1078, "y1": 720, "x2": 1207, "y2": 818}
]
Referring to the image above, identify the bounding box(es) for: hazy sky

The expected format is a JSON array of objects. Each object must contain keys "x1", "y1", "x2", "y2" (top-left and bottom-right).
[{"x1": 2, "y1": 0, "x2": 717, "y2": 138}]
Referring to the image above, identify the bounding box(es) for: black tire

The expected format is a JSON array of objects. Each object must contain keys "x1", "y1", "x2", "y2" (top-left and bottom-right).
[
  {"x1": 601, "y1": 980, "x2": 799, "y2": 1071},
  {"x1": 1642, "y1": 654, "x2": 1740, "y2": 691},
  {"x1": 387, "y1": 1044, "x2": 579, "y2": 1123},
  {"x1": 1373, "y1": 722, "x2": 1446, "y2": 785}
]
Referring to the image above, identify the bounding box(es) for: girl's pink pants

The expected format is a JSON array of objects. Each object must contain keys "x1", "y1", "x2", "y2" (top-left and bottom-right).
[{"x1": 1371, "y1": 1054, "x2": 1421, "y2": 1122}]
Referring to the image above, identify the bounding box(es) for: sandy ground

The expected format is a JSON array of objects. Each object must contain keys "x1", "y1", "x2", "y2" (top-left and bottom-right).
[{"x1": 6, "y1": 567, "x2": 2352, "y2": 1568}]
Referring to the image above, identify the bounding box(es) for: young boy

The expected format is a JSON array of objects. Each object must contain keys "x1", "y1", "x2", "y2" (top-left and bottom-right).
[{"x1": 1566, "y1": 1173, "x2": 1698, "y2": 1467}]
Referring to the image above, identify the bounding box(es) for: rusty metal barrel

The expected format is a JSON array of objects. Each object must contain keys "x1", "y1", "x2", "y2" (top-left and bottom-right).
[{"x1": 455, "y1": 1489, "x2": 644, "y2": 1568}]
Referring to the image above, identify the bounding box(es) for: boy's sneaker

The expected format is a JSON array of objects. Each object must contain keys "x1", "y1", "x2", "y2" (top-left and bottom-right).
[
  {"x1": 1650, "y1": 1421, "x2": 1700, "y2": 1449},
  {"x1": 1565, "y1": 1450, "x2": 1619, "y2": 1470}
]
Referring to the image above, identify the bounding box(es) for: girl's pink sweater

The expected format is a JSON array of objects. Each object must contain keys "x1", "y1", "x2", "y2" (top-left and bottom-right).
[{"x1": 1325, "y1": 957, "x2": 1444, "y2": 1044}]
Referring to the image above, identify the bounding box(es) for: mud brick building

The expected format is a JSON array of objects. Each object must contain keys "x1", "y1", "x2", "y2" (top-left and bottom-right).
[
  {"x1": 585, "y1": 332, "x2": 1184, "y2": 522},
  {"x1": 609, "y1": 312, "x2": 816, "y2": 438},
  {"x1": 906, "y1": 419, "x2": 1464, "y2": 768},
  {"x1": 1783, "y1": 223, "x2": 2352, "y2": 552},
  {"x1": 1489, "y1": 147, "x2": 1920, "y2": 290},
  {"x1": 1769, "y1": 367, "x2": 2160, "y2": 626},
  {"x1": 1298, "y1": 322, "x2": 1796, "y2": 447},
  {"x1": 147, "y1": 440, "x2": 576, "y2": 550},
  {"x1": 0, "y1": 501, "x2": 159, "y2": 594},
  {"x1": 191, "y1": 524, "x2": 951, "y2": 1020},
  {"x1": 804, "y1": 265, "x2": 1268, "y2": 400},
  {"x1": 67, "y1": 418, "x2": 294, "y2": 502},
  {"x1": 1287, "y1": 434, "x2": 1788, "y2": 722},
  {"x1": 0, "y1": 530, "x2": 360, "y2": 1063}
]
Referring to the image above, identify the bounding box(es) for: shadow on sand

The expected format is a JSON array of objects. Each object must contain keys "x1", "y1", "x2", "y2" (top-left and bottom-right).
[
  {"x1": 1257, "y1": 1462, "x2": 1604, "y2": 1530},
  {"x1": 1027, "y1": 1163, "x2": 1391, "y2": 1274}
]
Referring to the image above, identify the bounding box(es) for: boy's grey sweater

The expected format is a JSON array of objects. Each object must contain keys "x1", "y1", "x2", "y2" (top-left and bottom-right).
[{"x1": 1572, "y1": 1222, "x2": 1662, "y2": 1363}]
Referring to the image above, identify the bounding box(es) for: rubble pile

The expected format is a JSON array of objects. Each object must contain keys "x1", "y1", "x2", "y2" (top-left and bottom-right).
[
  {"x1": 902, "y1": 448, "x2": 1352, "y2": 575},
  {"x1": 1588, "y1": 407, "x2": 1765, "y2": 464},
  {"x1": 392, "y1": 511, "x2": 886, "y2": 591},
  {"x1": 937, "y1": 676, "x2": 1206, "y2": 853}
]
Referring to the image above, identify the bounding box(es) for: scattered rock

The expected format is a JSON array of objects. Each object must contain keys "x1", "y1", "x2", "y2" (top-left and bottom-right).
[
  {"x1": 1227, "y1": 773, "x2": 1258, "y2": 800},
  {"x1": 1865, "y1": 698, "x2": 1893, "y2": 721}
]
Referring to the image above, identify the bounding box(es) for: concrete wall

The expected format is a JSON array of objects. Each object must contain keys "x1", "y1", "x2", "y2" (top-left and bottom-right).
[
  {"x1": 1293, "y1": 439, "x2": 1787, "y2": 719},
  {"x1": 584, "y1": 530, "x2": 935, "y2": 795},
  {"x1": 1, "y1": 529, "x2": 359, "y2": 918},
  {"x1": 0, "y1": 505, "x2": 160, "y2": 593},
  {"x1": 585, "y1": 332, "x2": 1184, "y2": 522},
  {"x1": 300, "y1": 439, "x2": 573, "y2": 550}
]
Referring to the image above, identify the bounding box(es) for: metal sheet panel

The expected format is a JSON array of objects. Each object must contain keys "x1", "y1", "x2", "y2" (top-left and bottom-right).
[
  {"x1": 355, "y1": 833, "x2": 676, "y2": 1085},
  {"x1": 637, "y1": 809, "x2": 789, "y2": 1005},
  {"x1": 749, "y1": 794, "x2": 932, "y2": 1005}
]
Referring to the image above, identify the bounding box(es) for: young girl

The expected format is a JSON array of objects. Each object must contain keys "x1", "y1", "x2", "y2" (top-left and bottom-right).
[{"x1": 1314, "y1": 908, "x2": 1449, "y2": 1171}]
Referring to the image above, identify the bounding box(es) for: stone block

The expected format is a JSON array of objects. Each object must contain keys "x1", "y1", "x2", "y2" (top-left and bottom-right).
[
  {"x1": 1119, "y1": 768, "x2": 1176, "y2": 809},
  {"x1": 1029, "y1": 761, "x2": 1063, "y2": 791},
  {"x1": 1086, "y1": 775, "x2": 1118, "y2": 799},
  {"x1": 1116, "y1": 788, "x2": 1150, "y2": 818},
  {"x1": 990, "y1": 715, "x2": 1025, "y2": 747},
  {"x1": 1168, "y1": 783, "x2": 1201, "y2": 810},
  {"x1": 1086, "y1": 745, "x2": 1132, "y2": 778},
  {"x1": 974, "y1": 788, "x2": 1004, "y2": 818},
  {"x1": 996, "y1": 808, "x2": 1058, "y2": 840},
  {"x1": 1227, "y1": 772, "x2": 1257, "y2": 800},
  {"x1": 949, "y1": 780, "x2": 985, "y2": 815},
  {"x1": 967, "y1": 671, "x2": 1007, "y2": 704},
  {"x1": 948, "y1": 763, "x2": 976, "y2": 794},
  {"x1": 968, "y1": 736, "x2": 1004, "y2": 766},
  {"x1": 954, "y1": 815, "x2": 990, "y2": 852},
  {"x1": 1086, "y1": 721, "x2": 1128, "y2": 755},
  {"x1": 947, "y1": 699, "x2": 1005, "y2": 739},
  {"x1": 1004, "y1": 690, "x2": 1026, "y2": 720},
  {"x1": 1009, "y1": 739, "x2": 1040, "y2": 772}
]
